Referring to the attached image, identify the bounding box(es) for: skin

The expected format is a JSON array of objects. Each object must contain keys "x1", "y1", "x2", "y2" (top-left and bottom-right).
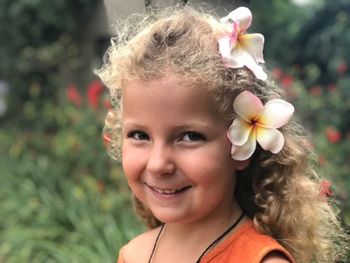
[
  {"x1": 262, "y1": 252, "x2": 291, "y2": 263},
  {"x1": 120, "y1": 75, "x2": 290, "y2": 263}
]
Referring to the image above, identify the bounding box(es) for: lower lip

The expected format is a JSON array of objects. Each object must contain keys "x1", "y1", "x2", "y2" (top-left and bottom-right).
[{"x1": 147, "y1": 186, "x2": 191, "y2": 201}]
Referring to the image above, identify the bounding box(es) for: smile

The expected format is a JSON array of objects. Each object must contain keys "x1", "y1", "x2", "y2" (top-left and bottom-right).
[{"x1": 147, "y1": 185, "x2": 192, "y2": 195}]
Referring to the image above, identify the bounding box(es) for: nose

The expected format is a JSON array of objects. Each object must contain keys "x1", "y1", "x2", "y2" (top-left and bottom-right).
[{"x1": 146, "y1": 143, "x2": 176, "y2": 177}]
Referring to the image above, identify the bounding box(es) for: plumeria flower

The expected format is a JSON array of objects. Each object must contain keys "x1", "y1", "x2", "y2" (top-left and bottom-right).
[
  {"x1": 218, "y1": 7, "x2": 267, "y2": 80},
  {"x1": 227, "y1": 91, "x2": 294, "y2": 161}
]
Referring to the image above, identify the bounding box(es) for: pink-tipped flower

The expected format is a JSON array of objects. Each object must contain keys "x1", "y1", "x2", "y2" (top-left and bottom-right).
[
  {"x1": 219, "y1": 7, "x2": 267, "y2": 80},
  {"x1": 227, "y1": 91, "x2": 294, "y2": 160}
]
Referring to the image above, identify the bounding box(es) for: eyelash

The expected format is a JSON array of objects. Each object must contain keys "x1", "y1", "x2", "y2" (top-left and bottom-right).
[
  {"x1": 126, "y1": 131, "x2": 206, "y2": 142},
  {"x1": 180, "y1": 131, "x2": 206, "y2": 142},
  {"x1": 127, "y1": 130, "x2": 150, "y2": 140}
]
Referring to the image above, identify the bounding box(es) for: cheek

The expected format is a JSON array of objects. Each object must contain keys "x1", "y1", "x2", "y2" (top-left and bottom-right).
[
  {"x1": 121, "y1": 145, "x2": 144, "y2": 182},
  {"x1": 180, "y1": 148, "x2": 236, "y2": 184},
  {"x1": 121, "y1": 150, "x2": 147, "y2": 202},
  {"x1": 201, "y1": 140, "x2": 236, "y2": 172}
]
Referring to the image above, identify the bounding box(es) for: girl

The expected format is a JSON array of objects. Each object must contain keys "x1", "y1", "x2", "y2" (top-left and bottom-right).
[{"x1": 97, "y1": 6, "x2": 349, "y2": 263}]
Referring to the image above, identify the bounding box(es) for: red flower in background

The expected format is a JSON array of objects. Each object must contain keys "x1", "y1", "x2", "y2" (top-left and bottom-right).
[
  {"x1": 272, "y1": 68, "x2": 283, "y2": 80},
  {"x1": 327, "y1": 83, "x2": 337, "y2": 93},
  {"x1": 302, "y1": 138, "x2": 313, "y2": 150},
  {"x1": 319, "y1": 180, "x2": 332, "y2": 198},
  {"x1": 309, "y1": 85, "x2": 323, "y2": 96},
  {"x1": 103, "y1": 99, "x2": 112, "y2": 110},
  {"x1": 67, "y1": 84, "x2": 83, "y2": 106},
  {"x1": 337, "y1": 62, "x2": 347, "y2": 75},
  {"x1": 96, "y1": 179, "x2": 105, "y2": 193},
  {"x1": 325, "y1": 126, "x2": 342, "y2": 144},
  {"x1": 318, "y1": 155, "x2": 327, "y2": 166},
  {"x1": 103, "y1": 133, "x2": 112, "y2": 147},
  {"x1": 87, "y1": 80, "x2": 104, "y2": 110},
  {"x1": 280, "y1": 75, "x2": 294, "y2": 88}
]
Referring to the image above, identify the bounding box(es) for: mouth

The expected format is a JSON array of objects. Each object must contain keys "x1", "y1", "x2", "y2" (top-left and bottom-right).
[{"x1": 147, "y1": 184, "x2": 192, "y2": 195}]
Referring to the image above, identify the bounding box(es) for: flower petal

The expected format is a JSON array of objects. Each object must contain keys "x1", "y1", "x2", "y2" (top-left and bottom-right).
[
  {"x1": 240, "y1": 53, "x2": 267, "y2": 80},
  {"x1": 227, "y1": 118, "x2": 252, "y2": 146},
  {"x1": 226, "y1": 43, "x2": 267, "y2": 80},
  {"x1": 221, "y1": 7, "x2": 252, "y2": 33},
  {"x1": 229, "y1": 21, "x2": 239, "y2": 45},
  {"x1": 218, "y1": 36, "x2": 241, "y2": 67},
  {"x1": 258, "y1": 99, "x2": 294, "y2": 128},
  {"x1": 231, "y1": 129, "x2": 257, "y2": 160},
  {"x1": 220, "y1": 43, "x2": 245, "y2": 68},
  {"x1": 239, "y1": 33, "x2": 265, "y2": 64},
  {"x1": 256, "y1": 126, "x2": 284, "y2": 153},
  {"x1": 233, "y1": 91, "x2": 263, "y2": 121}
]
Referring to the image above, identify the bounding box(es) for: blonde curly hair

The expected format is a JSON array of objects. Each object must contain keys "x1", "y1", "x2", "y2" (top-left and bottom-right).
[{"x1": 97, "y1": 6, "x2": 349, "y2": 263}]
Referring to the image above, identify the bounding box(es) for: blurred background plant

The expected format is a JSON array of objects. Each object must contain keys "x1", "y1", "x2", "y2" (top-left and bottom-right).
[
  {"x1": 252, "y1": 0, "x2": 350, "y2": 227},
  {"x1": 0, "y1": 0, "x2": 143, "y2": 262},
  {"x1": 0, "y1": 0, "x2": 349, "y2": 262}
]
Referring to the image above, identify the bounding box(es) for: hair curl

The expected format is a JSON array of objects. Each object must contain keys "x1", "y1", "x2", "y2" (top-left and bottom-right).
[{"x1": 96, "y1": 6, "x2": 349, "y2": 263}]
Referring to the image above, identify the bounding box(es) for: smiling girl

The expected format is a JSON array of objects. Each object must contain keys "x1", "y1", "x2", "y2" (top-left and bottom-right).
[{"x1": 97, "y1": 5, "x2": 349, "y2": 263}]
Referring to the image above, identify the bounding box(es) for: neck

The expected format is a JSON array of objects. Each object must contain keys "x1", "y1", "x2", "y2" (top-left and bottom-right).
[
  {"x1": 162, "y1": 203, "x2": 244, "y2": 257},
  {"x1": 167, "y1": 198, "x2": 243, "y2": 238},
  {"x1": 151, "y1": 204, "x2": 246, "y2": 263}
]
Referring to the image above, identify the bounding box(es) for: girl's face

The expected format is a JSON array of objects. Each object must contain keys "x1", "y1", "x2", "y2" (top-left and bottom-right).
[{"x1": 122, "y1": 75, "x2": 247, "y2": 224}]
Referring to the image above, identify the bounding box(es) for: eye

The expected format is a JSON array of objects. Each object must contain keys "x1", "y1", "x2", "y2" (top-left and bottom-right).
[
  {"x1": 127, "y1": 130, "x2": 150, "y2": 140},
  {"x1": 180, "y1": 131, "x2": 206, "y2": 142}
]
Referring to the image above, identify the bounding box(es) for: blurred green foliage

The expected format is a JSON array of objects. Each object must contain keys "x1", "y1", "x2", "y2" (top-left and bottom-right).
[
  {"x1": 0, "y1": 0, "x2": 349, "y2": 262},
  {"x1": 0, "y1": 0, "x2": 100, "y2": 116},
  {"x1": 0, "y1": 81, "x2": 144, "y2": 262},
  {"x1": 0, "y1": 0, "x2": 144, "y2": 262},
  {"x1": 252, "y1": 0, "x2": 350, "y2": 225}
]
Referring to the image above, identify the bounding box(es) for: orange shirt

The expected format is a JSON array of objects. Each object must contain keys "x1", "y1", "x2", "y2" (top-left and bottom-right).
[
  {"x1": 200, "y1": 220, "x2": 295, "y2": 263},
  {"x1": 117, "y1": 220, "x2": 295, "y2": 263}
]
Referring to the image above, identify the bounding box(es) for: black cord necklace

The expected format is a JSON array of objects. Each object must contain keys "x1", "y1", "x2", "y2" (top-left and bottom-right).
[{"x1": 148, "y1": 213, "x2": 245, "y2": 263}]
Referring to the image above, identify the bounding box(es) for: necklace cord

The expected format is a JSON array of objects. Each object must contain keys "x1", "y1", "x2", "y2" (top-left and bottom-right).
[
  {"x1": 148, "y1": 223, "x2": 165, "y2": 263},
  {"x1": 148, "y1": 213, "x2": 245, "y2": 263},
  {"x1": 196, "y1": 212, "x2": 245, "y2": 262}
]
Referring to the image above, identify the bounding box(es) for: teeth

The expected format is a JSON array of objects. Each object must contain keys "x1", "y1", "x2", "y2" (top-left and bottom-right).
[
  {"x1": 160, "y1": 189, "x2": 177, "y2": 194},
  {"x1": 152, "y1": 186, "x2": 180, "y2": 194}
]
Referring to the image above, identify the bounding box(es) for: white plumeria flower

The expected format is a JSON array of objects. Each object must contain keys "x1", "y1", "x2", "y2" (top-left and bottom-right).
[
  {"x1": 218, "y1": 7, "x2": 267, "y2": 80},
  {"x1": 227, "y1": 91, "x2": 294, "y2": 161}
]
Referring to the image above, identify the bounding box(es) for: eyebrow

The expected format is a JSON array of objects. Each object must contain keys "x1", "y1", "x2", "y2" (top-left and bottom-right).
[
  {"x1": 171, "y1": 123, "x2": 212, "y2": 130},
  {"x1": 122, "y1": 121, "x2": 146, "y2": 130},
  {"x1": 122, "y1": 121, "x2": 212, "y2": 131}
]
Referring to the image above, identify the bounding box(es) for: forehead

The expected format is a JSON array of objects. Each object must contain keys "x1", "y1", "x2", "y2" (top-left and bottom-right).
[{"x1": 121, "y1": 76, "x2": 223, "y2": 122}]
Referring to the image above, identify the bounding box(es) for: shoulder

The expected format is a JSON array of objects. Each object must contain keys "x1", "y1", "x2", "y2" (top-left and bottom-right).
[
  {"x1": 202, "y1": 220, "x2": 295, "y2": 263},
  {"x1": 238, "y1": 222, "x2": 295, "y2": 263},
  {"x1": 119, "y1": 226, "x2": 162, "y2": 263},
  {"x1": 242, "y1": 223, "x2": 294, "y2": 263},
  {"x1": 260, "y1": 251, "x2": 292, "y2": 263}
]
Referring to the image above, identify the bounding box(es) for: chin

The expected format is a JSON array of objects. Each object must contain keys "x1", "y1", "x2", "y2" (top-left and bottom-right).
[{"x1": 150, "y1": 208, "x2": 190, "y2": 224}]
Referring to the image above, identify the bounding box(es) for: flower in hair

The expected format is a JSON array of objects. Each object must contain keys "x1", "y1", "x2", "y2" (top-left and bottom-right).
[
  {"x1": 227, "y1": 91, "x2": 294, "y2": 161},
  {"x1": 219, "y1": 7, "x2": 267, "y2": 80}
]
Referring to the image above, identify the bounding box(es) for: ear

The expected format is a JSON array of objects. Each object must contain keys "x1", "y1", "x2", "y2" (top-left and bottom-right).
[{"x1": 235, "y1": 158, "x2": 250, "y2": 171}]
